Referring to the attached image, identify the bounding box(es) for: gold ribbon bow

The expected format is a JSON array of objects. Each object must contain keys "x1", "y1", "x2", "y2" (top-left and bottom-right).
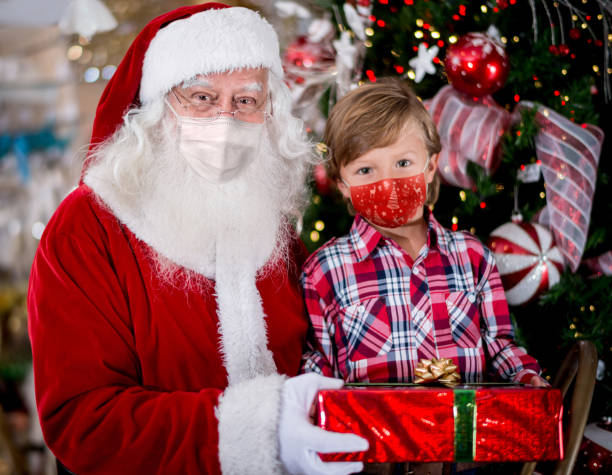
[{"x1": 414, "y1": 358, "x2": 461, "y2": 386}]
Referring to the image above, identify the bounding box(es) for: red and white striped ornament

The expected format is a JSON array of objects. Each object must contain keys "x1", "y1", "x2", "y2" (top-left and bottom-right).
[{"x1": 487, "y1": 222, "x2": 565, "y2": 306}]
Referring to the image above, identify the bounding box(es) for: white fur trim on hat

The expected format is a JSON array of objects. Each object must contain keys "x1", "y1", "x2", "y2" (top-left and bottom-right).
[{"x1": 140, "y1": 7, "x2": 283, "y2": 104}]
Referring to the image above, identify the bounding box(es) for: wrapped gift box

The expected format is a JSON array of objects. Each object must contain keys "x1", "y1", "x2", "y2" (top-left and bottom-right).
[{"x1": 316, "y1": 384, "x2": 563, "y2": 463}]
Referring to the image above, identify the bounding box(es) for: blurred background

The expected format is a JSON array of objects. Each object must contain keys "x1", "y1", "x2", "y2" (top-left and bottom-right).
[{"x1": 0, "y1": 1, "x2": 611, "y2": 474}]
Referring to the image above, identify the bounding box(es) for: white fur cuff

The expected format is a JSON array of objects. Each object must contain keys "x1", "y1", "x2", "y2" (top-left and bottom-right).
[{"x1": 216, "y1": 373, "x2": 287, "y2": 475}]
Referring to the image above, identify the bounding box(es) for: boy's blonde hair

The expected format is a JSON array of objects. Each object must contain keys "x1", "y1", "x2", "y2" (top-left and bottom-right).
[{"x1": 323, "y1": 78, "x2": 442, "y2": 205}]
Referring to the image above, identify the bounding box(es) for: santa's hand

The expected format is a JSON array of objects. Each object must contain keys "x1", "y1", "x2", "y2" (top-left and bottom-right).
[{"x1": 278, "y1": 373, "x2": 368, "y2": 475}]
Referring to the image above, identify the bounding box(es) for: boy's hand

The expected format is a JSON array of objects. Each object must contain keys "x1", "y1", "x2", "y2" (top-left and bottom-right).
[{"x1": 528, "y1": 374, "x2": 550, "y2": 387}]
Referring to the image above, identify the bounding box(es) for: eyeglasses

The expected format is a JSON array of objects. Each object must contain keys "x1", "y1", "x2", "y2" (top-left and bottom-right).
[{"x1": 170, "y1": 87, "x2": 269, "y2": 122}]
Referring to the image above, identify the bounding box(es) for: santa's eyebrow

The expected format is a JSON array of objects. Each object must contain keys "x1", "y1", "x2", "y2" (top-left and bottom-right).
[
  {"x1": 240, "y1": 82, "x2": 263, "y2": 92},
  {"x1": 179, "y1": 78, "x2": 212, "y2": 89},
  {"x1": 177, "y1": 79, "x2": 263, "y2": 95}
]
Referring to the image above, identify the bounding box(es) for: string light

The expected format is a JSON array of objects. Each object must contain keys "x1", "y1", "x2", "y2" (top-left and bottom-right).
[
  {"x1": 452, "y1": 216, "x2": 458, "y2": 224},
  {"x1": 407, "y1": 70, "x2": 416, "y2": 80},
  {"x1": 365, "y1": 27, "x2": 374, "y2": 36},
  {"x1": 416, "y1": 19, "x2": 424, "y2": 27},
  {"x1": 540, "y1": 191, "x2": 546, "y2": 199},
  {"x1": 500, "y1": 36, "x2": 508, "y2": 44},
  {"x1": 431, "y1": 31, "x2": 440, "y2": 39},
  {"x1": 314, "y1": 220, "x2": 325, "y2": 231},
  {"x1": 67, "y1": 45, "x2": 83, "y2": 61},
  {"x1": 84, "y1": 67, "x2": 100, "y2": 83},
  {"x1": 310, "y1": 230, "x2": 320, "y2": 242},
  {"x1": 561, "y1": 69, "x2": 567, "y2": 75},
  {"x1": 414, "y1": 31, "x2": 424, "y2": 39},
  {"x1": 593, "y1": 65, "x2": 600, "y2": 73},
  {"x1": 449, "y1": 35, "x2": 458, "y2": 44},
  {"x1": 481, "y1": 5, "x2": 488, "y2": 13},
  {"x1": 459, "y1": 190, "x2": 467, "y2": 201}
]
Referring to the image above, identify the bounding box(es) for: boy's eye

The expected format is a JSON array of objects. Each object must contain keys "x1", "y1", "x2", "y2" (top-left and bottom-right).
[
  {"x1": 397, "y1": 159, "x2": 411, "y2": 168},
  {"x1": 356, "y1": 167, "x2": 372, "y2": 175}
]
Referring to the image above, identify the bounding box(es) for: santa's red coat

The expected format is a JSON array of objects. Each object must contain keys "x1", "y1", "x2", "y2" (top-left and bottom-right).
[{"x1": 28, "y1": 185, "x2": 308, "y2": 474}]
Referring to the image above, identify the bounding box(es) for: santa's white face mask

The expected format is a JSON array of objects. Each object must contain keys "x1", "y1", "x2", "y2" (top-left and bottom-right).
[{"x1": 166, "y1": 100, "x2": 265, "y2": 184}]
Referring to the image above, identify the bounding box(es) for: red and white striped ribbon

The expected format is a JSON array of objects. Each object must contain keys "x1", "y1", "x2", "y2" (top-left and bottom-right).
[
  {"x1": 583, "y1": 251, "x2": 612, "y2": 276},
  {"x1": 425, "y1": 85, "x2": 512, "y2": 189},
  {"x1": 518, "y1": 101, "x2": 604, "y2": 272}
]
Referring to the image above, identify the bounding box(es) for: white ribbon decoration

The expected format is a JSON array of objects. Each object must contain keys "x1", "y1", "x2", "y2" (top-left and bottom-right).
[{"x1": 58, "y1": 0, "x2": 117, "y2": 39}]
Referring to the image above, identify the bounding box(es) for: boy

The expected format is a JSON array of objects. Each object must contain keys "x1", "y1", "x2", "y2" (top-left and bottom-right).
[{"x1": 301, "y1": 79, "x2": 547, "y2": 387}]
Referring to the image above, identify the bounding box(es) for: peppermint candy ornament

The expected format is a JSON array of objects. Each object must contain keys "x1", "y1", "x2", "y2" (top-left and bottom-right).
[{"x1": 487, "y1": 222, "x2": 565, "y2": 306}]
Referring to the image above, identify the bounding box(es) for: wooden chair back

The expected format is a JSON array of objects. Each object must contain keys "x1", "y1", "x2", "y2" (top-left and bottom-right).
[{"x1": 521, "y1": 340, "x2": 598, "y2": 475}]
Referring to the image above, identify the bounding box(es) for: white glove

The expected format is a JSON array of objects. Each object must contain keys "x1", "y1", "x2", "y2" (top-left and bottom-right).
[{"x1": 278, "y1": 373, "x2": 369, "y2": 475}]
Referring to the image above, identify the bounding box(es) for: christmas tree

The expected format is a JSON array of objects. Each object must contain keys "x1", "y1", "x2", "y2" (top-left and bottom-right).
[{"x1": 280, "y1": 0, "x2": 612, "y2": 421}]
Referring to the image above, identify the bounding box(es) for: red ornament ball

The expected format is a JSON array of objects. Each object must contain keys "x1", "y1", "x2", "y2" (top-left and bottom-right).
[
  {"x1": 283, "y1": 36, "x2": 335, "y2": 71},
  {"x1": 569, "y1": 28, "x2": 581, "y2": 40},
  {"x1": 576, "y1": 422, "x2": 612, "y2": 474},
  {"x1": 445, "y1": 32, "x2": 510, "y2": 97},
  {"x1": 558, "y1": 44, "x2": 570, "y2": 56},
  {"x1": 313, "y1": 163, "x2": 333, "y2": 196},
  {"x1": 549, "y1": 44, "x2": 559, "y2": 55},
  {"x1": 487, "y1": 221, "x2": 565, "y2": 306},
  {"x1": 496, "y1": 0, "x2": 509, "y2": 9}
]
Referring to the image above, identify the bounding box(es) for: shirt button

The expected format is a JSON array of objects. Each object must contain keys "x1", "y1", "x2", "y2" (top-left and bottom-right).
[
  {"x1": 468, "y1": 294, "x2": 476, "y2": 303},
  {"x1": 413, "y1": 267, "x2": 420, "y2": 275},
  {"x1": 358, "y1": 305, "x2": 365, "y2": 313}
]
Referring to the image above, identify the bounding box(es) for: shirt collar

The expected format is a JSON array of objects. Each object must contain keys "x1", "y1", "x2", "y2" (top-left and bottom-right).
[
  {"x1": 348, "y1": 209, "x2": 453, "y2": 262},
  {"x1": 348, "y1": 214, "x2": 384, "y2": 262}
]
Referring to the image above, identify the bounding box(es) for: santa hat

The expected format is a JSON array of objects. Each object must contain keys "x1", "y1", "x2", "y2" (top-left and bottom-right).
[{"x1": 89, "y1": 2, "x2": 282, "y2": 150}]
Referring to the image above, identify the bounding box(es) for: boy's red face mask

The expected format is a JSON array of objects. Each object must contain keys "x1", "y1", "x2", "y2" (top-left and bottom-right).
[{"x1": 348, "y1": 174, "x2": 427, "y2": 228}]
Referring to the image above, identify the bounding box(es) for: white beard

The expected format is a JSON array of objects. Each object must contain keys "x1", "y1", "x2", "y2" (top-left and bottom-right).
[
  {"x1": 84, "y1": 119, "x2": 299, "y2": 384},
  {"x1": 84, "y1": 119, "x2": 289, "y2": 281}
]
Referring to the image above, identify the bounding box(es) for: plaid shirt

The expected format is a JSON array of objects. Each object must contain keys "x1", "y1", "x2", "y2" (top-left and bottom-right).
[{"x1": 301, "y1": 211, "x2": 541, "y2": 384}]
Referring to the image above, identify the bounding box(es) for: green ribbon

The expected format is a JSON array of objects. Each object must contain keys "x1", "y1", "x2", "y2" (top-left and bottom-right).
[{"x1": 454, "y1": 389, "x2": 476, "y2": 462}]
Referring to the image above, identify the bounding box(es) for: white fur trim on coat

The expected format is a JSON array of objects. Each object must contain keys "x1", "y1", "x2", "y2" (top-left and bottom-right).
[
  {"x1": 216, "y1": 373, "x2": 287, "y2": 475},
  {"x1": 140, "y1": 7, "x2": 283, "y2": 104},
  {"x1": 215, "y1": 231, "x2": 278, "y2": 385}
]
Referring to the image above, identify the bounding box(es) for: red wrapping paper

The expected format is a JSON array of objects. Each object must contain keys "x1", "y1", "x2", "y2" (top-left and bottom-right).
[{"x1": 316, "y1": 385, "x2": 563, "y2": 463}]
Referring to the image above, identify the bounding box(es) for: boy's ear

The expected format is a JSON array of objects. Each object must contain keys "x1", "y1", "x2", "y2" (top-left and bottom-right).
[
  {"x1": 425, "y1": 153, "x2": 439, "y2": 183},
  {"x1": 336, "y1": 178, "x2": 351, "y2": 200}
]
